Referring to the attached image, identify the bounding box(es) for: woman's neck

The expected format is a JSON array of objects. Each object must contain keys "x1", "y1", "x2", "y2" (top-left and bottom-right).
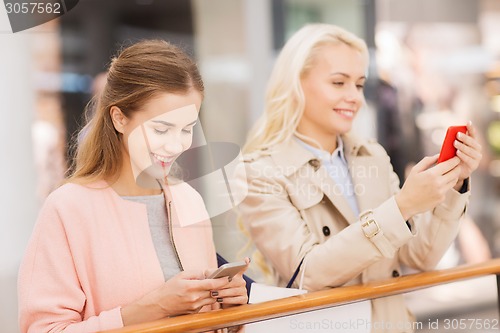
[
  {"x1": 295, "y1": 129, "x2": 338, "y2": 154},
  {"x1": 110, "y1": 155, "x2": 162, "y2": 197},
  {"x1": 111, "y1": 178, "x2": 162, "y2": 196}
]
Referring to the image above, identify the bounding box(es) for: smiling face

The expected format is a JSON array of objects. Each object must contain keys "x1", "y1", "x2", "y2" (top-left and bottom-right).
[
  {"x1": 113, "y1": 90, "x2": 202, "y2": 188},
  {"x1": 297, "y1": 42, "x2": 367, "y2": 151}
]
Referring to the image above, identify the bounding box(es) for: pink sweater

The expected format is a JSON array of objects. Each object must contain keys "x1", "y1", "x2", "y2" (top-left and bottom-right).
[{"x1": 18, "y1": 180, "x2": 217, "y2": 333}]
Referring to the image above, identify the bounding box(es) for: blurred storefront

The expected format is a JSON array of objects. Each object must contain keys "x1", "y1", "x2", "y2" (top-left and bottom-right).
[{"x1": 375, "y1": 0, "x2": 500, "y2": 259}]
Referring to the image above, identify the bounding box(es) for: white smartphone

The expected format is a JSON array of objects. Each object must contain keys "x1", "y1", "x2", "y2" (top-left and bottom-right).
[{"x1": 207, "y1": 261, "x2": 247, "y2": 279}]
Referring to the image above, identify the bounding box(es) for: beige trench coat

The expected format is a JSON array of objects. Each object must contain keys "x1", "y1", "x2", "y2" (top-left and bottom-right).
[{"x1": 238, "y1": 133, "x2": 470, "y2": 333}]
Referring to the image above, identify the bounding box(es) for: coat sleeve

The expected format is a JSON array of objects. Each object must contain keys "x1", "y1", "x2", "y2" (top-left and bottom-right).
[
  {"x1": 392, "y1": 168, "x2": 470, "y2": 270},
  {"x1": 239, "y1": 157, "x2": 414, "y2": 291},
  {"x1": 18, "y1": 195, "x2": 124, "y2": 333}
]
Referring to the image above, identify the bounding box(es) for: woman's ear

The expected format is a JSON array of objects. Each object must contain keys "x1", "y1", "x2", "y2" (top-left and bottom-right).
[{"x1": 110, "y1": 106, "x2": 128, "y2": 134}]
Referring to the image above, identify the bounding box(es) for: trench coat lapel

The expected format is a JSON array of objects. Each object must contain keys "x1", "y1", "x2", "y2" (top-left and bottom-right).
[
  {"x1": 343, "y1": 134, "x2": 391, "y2": 214},
  {"x1": 310, "y1": 166, "x2": 358, "y2": 223},
  {"x1": 272, "y1": 138, "x2": 357, "y2": 224}
]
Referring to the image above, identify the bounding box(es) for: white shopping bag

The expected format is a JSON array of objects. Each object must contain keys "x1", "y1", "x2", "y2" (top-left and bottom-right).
[{"x1": 246, "y1": 262, "x2": 371, "y2": 333}]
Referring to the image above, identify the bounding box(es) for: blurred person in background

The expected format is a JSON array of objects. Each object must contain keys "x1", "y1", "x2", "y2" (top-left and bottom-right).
[
  {"x1": 32, "y1": 94, "x2": 67, "y2": 203},
  {"x1": 76, "y1": 71, "x2": 107, "y2": 144},
  {"x1": 18, "y1": 40, "x2": 248, "y2": 333},
  {"x1": 376, "y1": 27, "x2": 492, "y2": 266},
  {"x1": 238, "y1": 24, "x2": 482, "y2": 333}
]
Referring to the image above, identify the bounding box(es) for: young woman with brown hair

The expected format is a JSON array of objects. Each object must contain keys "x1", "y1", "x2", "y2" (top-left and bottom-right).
[{"x1": 18, "y1": 40, "x2": 248, "y2": 333}]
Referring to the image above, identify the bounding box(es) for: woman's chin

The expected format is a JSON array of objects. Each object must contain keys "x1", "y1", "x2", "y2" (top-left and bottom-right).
[
  {"x1": 338, "y1": 127, "x2": 352, "y2": 135},
  {"x1": 330, "y1": 125, "x2": 352, "y2": 136}
]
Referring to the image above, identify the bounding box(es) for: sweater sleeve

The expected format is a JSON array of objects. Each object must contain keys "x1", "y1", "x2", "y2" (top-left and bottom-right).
[{"x1": 18, "y1": 195, "x2": 124, "y2": 333}]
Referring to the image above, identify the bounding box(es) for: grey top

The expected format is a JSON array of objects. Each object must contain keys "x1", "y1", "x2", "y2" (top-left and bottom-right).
[{"x1": 122, "y1": 193, "x2": 181, "y2": 281}]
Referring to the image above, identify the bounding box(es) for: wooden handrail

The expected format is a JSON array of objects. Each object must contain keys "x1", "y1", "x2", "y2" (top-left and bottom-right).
[{"x1": 101, "y1": 258, "x2": 500, "y2": 333}]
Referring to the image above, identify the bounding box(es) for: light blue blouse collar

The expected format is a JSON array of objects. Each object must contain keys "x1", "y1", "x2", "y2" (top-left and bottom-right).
[{"x1": 294, "y1": 135, "x2": 347, "y2": 164}]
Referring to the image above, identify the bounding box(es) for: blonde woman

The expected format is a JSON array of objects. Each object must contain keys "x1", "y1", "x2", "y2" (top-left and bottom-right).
[
  {"x1": 238, "y1": 24, "x2": 482, "y2": 332},
  {"x1": 18, "y1": 40, "x2": 248, "y2": 333}
]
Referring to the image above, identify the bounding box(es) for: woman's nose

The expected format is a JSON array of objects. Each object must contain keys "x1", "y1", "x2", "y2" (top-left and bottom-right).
[
  {"x1": 162, "y1": 137, "x2": 184, "y2": 156},
  {"x1": 344, "y1": 84, "x2": 362, "y2": 103}
]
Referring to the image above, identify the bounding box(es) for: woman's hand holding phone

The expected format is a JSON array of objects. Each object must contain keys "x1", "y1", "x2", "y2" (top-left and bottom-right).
[
  {"x1": 396, "y1": 121, "x2": 482, "y2": 220},
  {"x1": 205, "y1": 257, "x2": 250, "y2": 307},
  {"x1": 396, "y1": 155, "x2": 461, "y2": 220},
  {"x1": 121, "y1": 270, "x2": 233, "y2": 325}
]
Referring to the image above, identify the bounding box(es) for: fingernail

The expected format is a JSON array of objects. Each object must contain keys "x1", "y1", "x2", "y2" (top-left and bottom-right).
[
  {"x1": 211, "y1": 291, "x2": 219, "y2": 297},
  {"x1": 217, "y1": 298, "x2": 223, "y2": 303},
  {"x1": 454, "y1": 140, "x2": 459, "y2": 147},
  {"x1": 457, "y1": 132, "x2": 462, "y2": 139}
]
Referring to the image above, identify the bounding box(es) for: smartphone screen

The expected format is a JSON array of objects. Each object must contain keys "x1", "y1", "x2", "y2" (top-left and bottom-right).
[{"x1": 437, "y1": 126, "x2": 467, "y2": 163}]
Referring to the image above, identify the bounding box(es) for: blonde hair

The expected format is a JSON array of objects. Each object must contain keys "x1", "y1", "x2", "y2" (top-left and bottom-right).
[
  {"x1": 243, "y1": 24, "x2": 368, "y2": 153},
  {"x1": 67, "y1": 40, "x2": 204, "y2": 184}
]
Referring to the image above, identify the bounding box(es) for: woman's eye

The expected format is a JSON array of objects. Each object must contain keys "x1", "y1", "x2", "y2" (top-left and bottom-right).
[
  {"x1": 154, "y1": 128, "x2": 168, "y2": 135},
  {"x1": 182, "y1": 129, "x2": 192, "y2": 134},
  {"x1": 333, "y1": 82, "x2": 344, "y2": 86},
  {"x1": 356, "y1": 84, "x2": 364, "y2": 90}
]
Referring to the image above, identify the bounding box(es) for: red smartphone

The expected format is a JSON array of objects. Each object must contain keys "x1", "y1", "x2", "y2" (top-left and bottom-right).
[{"x1": 437, "y1": 125, "x2": 467, "y2": 163}]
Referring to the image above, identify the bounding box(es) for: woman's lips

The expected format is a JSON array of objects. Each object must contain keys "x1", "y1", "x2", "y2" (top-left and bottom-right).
[
  {"x1": 334, "y1": 109, "x2": 355, "y2": 119},
  {"x1": 151, "y1": 153, "x2": 174, "y2": 167}
]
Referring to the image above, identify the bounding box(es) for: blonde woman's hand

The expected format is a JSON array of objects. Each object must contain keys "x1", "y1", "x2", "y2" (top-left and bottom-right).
[
  {"x1": 395, "y1": 155, "x2": 461, "y2": 220},
  {"x1": 453, "y1": 121, "x2": 482, "y2": 191},
  {"x1": 121, "y1": 270, "x2": 231, "y2": 325},
  {"x1": 206, "y1": 257, "x2": 250, "y2": 308}
]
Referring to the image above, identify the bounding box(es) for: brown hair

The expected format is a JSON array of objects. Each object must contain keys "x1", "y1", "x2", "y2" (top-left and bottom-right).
[{"x1": 67, "y1": 39, "x2": 204, "y2": 184}]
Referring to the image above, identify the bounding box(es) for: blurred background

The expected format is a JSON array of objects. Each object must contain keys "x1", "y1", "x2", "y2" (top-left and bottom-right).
[{"x1": 1, "y1": 0, "x2": 499, "y2": 331}]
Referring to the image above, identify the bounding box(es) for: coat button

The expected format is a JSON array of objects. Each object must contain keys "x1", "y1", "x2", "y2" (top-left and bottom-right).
[
  {"x1": 392, "y1": 270, "x2": 400, "y2": 278},
  {"x1": 322, "y1": 226, "x2": 331, "y2": 236},
  {"x1": 308, "y1": 159, "x2": 321, "y2": 170}
]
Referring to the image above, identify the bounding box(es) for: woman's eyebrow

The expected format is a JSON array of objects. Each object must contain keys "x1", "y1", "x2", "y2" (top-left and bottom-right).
[
  {"x1": 330, "y1": 72, "x2": 349, "y2": 77},
  {"x1": 330, "y1": 72, "x2": 367, "y2": 80},
  {"x1": 151, "y1": 120, "x2": 197, "y2": 126}
]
